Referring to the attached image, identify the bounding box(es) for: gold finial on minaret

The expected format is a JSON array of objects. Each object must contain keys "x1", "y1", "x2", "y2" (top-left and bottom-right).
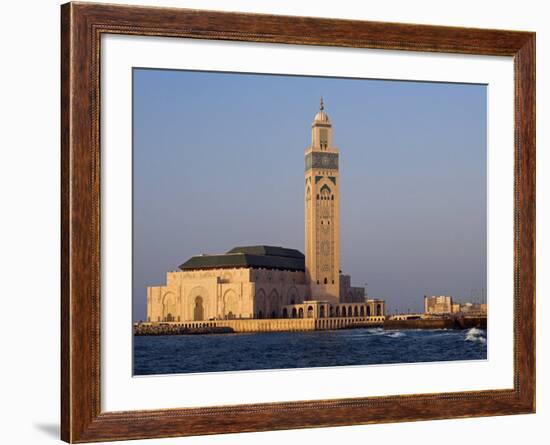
[{"x1": 320, "y1": 97, "x2": 324, "y2": 111}]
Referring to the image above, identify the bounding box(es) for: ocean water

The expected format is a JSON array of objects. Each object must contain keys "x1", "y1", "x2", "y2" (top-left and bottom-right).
[{"x1": 133, "y1": 327, "x2": 487, "y2": 375}]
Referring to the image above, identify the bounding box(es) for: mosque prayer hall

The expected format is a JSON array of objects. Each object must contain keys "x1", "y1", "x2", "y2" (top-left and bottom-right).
[{"x1": 146, "y1": 100, "x2": 385, "y2": 326}]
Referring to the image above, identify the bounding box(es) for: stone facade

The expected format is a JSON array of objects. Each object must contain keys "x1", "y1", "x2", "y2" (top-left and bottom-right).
[
  {"x1": 147, "y1": 267, "x2": 385, "y2": 322},
  {"x1": 147, "y1": 267, "x2": 307, "y2": 322}
]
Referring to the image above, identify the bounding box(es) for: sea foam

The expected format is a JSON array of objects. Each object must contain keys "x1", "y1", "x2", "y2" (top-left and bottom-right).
[{"x1": 465, "y1": 327, "x2": 487, "y2": 344}]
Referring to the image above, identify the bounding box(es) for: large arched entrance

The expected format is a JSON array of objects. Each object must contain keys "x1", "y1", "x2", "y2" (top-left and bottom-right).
[
  {"x1": 193, "y1": 296, "x2": 204, "y2": 321},
  {"x1": 267, "y1": 290, "x2": 280, "y2": 319},
  {"x1": 162, "y1": 292, "x2": 177, "y2": 322},
  {"x1": 188, "y1": 286, "x2": 209, "y2": 321},
  {"x1": 223, "y1": 290, "x2": 239, "y2": 319},
  {"x1": 255, "y1": 289, "x2": 266, "y2": 320}
]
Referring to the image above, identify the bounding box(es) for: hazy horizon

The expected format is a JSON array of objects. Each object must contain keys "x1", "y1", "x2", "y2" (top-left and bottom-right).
[{"x1": 132, "y1": 68, "x2": 487, "y2": 321}]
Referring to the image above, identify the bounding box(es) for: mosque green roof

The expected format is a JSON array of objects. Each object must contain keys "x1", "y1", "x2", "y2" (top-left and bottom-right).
[{"x1": 178, "y1": 245, "x2": 305, "y2": 272}]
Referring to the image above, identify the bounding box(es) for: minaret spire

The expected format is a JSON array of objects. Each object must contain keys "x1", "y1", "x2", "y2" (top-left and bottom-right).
[{"x1": 320, "y1": 96, "x2": 324, "y2": 111}]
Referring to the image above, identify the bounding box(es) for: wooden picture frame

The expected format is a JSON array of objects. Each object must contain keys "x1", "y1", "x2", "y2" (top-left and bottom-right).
[{"x1": 61, "y1": 2, "x2": 535, "y2": 442}]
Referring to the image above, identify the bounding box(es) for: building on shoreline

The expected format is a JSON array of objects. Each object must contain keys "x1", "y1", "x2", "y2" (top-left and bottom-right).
[
  {"x1": 387, "y1": 295, "x2": 487, "y2": 330},
  {"x1": 146, "y1": 100, "x2": 385, "y2": 323},
  {"x1": 424, "y1": 295, "x2": 454, "y2": 315},
  {"x1": 422, "y1": 295, "x2": 487, "y2": 318}
]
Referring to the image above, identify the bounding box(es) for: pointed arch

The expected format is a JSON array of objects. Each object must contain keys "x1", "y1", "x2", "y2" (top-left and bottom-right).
[
  {"x1": 188, "y1": 286, "x2": 209, "y2": 321},
  {"x1": 287, "y1": 286, "x2": 299, "y2": 305},
  {"x1": 268, "y1": 289, "x2": 280, "y2": 318},
  {"x1": 162, "y1": 292, "x2": 176, "y2": 322},
  {"x1": 255, "y1": 288, "x2": 267, "y2": 318},
  {"x1": 222, "y1": 289, "x2": 239, "y2": 319},
  {"x1": 193, "y1": 296, "x2": 204, "y2": 321}
]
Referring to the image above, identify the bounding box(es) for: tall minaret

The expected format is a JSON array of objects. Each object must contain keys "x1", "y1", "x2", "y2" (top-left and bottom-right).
[{"x1": 304, "y1": 98, "x2": 340, "y2": 304}]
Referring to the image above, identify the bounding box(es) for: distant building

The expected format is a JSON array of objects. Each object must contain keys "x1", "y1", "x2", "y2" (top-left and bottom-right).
[
  {"x1": 146, "y1": 100, "x2": 385, "y2": 323},
  {"x1": 424, "y1": 295, "x2": 453, "y2": 315},
  {"x1": 460, "y1": 302, "x2": 487, "y2": 316}
]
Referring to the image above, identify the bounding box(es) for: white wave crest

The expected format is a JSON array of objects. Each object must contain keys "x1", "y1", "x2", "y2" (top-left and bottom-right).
[
  {"x1": 385, "y1": 331, "x2": 405, "y2": 338},
  {"x1": 365, "y1": 328, "x2": 385, "y2": 335},
  {"x1": 465, "y1": 327, "x2": 487, "y2": 344}
]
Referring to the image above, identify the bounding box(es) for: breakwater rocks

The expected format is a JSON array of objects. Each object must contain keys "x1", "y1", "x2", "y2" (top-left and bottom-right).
[
  {"x1": 384, "y1": 316, "x2": 486, "y2": 330},
  {"x1": 134, "y1": 323, "x2": 234, "y2": 336}
]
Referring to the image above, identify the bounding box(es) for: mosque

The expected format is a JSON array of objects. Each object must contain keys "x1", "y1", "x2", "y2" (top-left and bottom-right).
[{"x1": 146, "y1": 100, "x2": 385, "y2": 323}]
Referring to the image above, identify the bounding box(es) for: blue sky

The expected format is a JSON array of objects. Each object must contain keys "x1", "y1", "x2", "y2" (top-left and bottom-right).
[{"x1": 132, "y1": 68, "x2": 487, "y2": 321}]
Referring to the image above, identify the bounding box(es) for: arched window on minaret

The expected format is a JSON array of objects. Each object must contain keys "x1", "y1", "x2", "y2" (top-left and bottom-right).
[
  {"x1": 320, "y1": 184, "x2": 332, "y2": 206},
  {"x1": 320, "y1": 184, "x2": 331, "y2": 199},
  {"x1": 320, "y1": 129, "x2": 328, "y2": 150}
]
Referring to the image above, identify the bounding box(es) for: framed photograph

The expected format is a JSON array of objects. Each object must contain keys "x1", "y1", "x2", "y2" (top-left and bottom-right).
[{"x1": 61, "y1": 2, "x2": 535, "y2": 442}]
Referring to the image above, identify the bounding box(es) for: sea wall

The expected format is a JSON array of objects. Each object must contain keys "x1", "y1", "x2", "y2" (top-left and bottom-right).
[
  {"x1": 384, "y1": 318, "x2": 455, "y2": 330},
  {"x1": 384, "y1": 316, "x2": 487, "y2": 330},
  {"x1": 134, "y1": 316, "x2": 385, "y2": 335},
  {"x1": 457, "y1": 316, "x2": 487, "y2": 329}
]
